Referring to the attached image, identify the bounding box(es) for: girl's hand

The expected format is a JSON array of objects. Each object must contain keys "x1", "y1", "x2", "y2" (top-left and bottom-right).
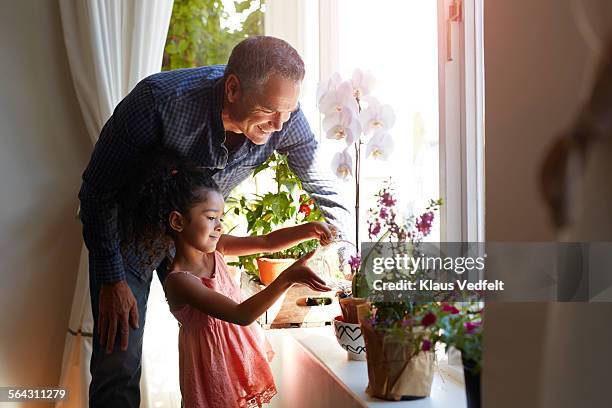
[
  {"x1": 280, "y1": 252, "x2": 332, "y2": 292},
  {"x1": 306, "y1": 222, "x2": 337, "y2": 246}
]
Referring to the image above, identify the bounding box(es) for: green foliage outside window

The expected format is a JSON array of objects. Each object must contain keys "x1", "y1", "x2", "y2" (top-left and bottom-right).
[{"x1": 162, "y1": 0, "x2": 264, "y2": 70}]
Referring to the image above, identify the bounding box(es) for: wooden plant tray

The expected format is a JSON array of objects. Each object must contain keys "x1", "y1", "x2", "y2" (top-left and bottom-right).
[{"x1": 240, "y1": 273, "x2": 341, "y2": 328}]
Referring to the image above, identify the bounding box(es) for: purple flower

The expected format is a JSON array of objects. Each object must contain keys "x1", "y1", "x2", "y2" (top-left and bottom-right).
[
  {"x1": 368, "y1": 221, "x2": 381, "y2": 238},
  {"x1": 380, "y1": 191, "x2": 396, "y2": 207},
  {"x1": 367, "y1": 316, "x2": 378, "y2": 327},
  {"x1": 422, "y1": 339, "x2": 432, "y2": 351},
  {"x1": 421, "y1": 312, "x2": 437, "y2": 327},
  {"x1": 379, "y1": 207, "x2": 388, "y2": 219},
  {"x1": 416, "y1": 211, "x2": 435, "y2": 235},
  {"x1": 464, "y1": 321, "x2": 481, "y2": 334},
  {"x1": 348, "y1": 254, "x2": 361, "y2": 270},
  {"x1": 421, "y1": 211, "x2": 435, "y2": 222},
  {"x1": 441, "y1": 303, "x2": 460, "y2": 315}
]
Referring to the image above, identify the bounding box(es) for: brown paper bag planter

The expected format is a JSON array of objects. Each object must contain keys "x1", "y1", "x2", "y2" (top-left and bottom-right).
[
  {"x1": 357, "y1": 304, "x2": 435, "y2": 400},
  {"x1": 339, "y1": 297, "x2": 369, "y2": 324}
]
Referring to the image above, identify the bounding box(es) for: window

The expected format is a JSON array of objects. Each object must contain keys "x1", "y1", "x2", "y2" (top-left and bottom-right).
[
  {"x1": 266, "y1": 0, "x2": 485, "y2": 243},
  {"x1": 330, "y1": 0, "x2": 441, "y2": 242}
]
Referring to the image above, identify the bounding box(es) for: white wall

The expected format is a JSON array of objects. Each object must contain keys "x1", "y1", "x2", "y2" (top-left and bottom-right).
[
  {"x1": 0, "y1": 0, "x2": 90, "y2": 394},
  {"x1": 485, "y1": 0, "x2": 599, "y2": 241},
  {"x1": 484, "y1": 1, "x2": 612, "y2": 407}
]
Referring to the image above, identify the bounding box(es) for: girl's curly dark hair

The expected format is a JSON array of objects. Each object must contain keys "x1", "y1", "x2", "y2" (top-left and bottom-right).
[{"x1": 119, "y1": 148, "x2": 221, "y2": 265}]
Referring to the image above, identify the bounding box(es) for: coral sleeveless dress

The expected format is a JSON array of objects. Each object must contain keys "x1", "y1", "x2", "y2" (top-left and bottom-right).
[{"x1": 164, "y1": 251, "x2": 277, "y2": 407}]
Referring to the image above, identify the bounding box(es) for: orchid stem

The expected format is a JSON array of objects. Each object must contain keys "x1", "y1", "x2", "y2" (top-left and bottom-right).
[{"x1": 355, "y1": 97, "x2": 362, "y2": 255}]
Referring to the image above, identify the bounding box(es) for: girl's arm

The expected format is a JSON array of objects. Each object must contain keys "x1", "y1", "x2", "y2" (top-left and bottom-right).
[
  {"x1": 164, "y1": 253, "x2": 330, "y2": 326},
  {"x1": 216, "y1": 221, "x2": 335, "y2": 256}
]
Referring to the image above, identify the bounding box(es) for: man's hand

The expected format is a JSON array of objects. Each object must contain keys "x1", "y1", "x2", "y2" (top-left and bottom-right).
[{"x1": 98, "y1": 280, "x2": 139, "y2": 354}]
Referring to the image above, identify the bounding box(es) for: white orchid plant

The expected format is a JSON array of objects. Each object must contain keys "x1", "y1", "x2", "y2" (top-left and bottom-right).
[{"x1": 317, "y1": 69, "x2": 396, "y2": 283}]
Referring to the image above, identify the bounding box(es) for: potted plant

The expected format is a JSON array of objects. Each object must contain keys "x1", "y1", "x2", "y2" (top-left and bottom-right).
[
  {"x1": 228, "y1": 152, "x2": 324, "y2": 285},
  {"x1": 357, "y1": 301, "x2": 444, "y2": 400},
  {"x1": 229, "y1": 152, "x2": 347, "y2": 326},
  {"x1": 317, "y1": 69, "x2": 397, "y2": 326},
  {"x1": 346, "y1": 179, "x2": 443, "y2": 400},
  {"x1": 439, "y1": 302, "x2": 483, "y2": 408}
]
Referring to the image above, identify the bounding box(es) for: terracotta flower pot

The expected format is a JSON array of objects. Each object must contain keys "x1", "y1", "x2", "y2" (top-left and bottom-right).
[{"x1": 257, "y1": 257, "x2": 295, "y2": 286}]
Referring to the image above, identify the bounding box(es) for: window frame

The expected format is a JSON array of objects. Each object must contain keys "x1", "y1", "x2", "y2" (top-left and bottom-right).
[{"x1": 438, "y1": 0, "x2": 485, "y2": 243}]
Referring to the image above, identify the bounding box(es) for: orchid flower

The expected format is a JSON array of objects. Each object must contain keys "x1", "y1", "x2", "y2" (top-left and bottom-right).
[
  {"x1": 317, "y1": 72, "x2": 342, "y2": 106},
  {"x1": 319, "y1": 81, "x2": 359, "y2": 116},
  {"x1": 350, "y1": 69, "x2": 375, "y2": 100},
  {"x1": 331, "y1": 150, "x2": 353, "y2": 180},
  {"x1": 318, "y1": 70, "x2": 398, "y2": 266},
  {"x1": 323, "y1": 110, "x2": 362, "y2": 145},
  {"x1": 359, "y1": 98, "x2": 396, "y2": 135},
  {"x1": 366, "y1": 131, "x2": 394, "y2": 160}
]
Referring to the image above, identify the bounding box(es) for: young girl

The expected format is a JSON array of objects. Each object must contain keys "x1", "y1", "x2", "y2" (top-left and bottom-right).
[{"x1": 120, "y1": 149, "x2": 333, "y2": 408}]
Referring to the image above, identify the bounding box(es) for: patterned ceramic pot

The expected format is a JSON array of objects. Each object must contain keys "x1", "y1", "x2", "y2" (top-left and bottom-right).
[{"x1": 333, "y1": 315, "x2": 366, "y2": 360}]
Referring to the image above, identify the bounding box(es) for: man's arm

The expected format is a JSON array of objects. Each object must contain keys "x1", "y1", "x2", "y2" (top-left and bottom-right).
[
  {"x1": 276, "y1": 108, "x2": 354, "y2": 242},
  {"x1": 79, "y1": 79, "x2": 162, "y2": 283}
]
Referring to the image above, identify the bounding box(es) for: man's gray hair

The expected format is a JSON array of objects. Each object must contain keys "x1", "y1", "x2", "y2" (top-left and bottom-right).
[{"x1": 224, "y1": 36, "x2": 305, "y2": 92}]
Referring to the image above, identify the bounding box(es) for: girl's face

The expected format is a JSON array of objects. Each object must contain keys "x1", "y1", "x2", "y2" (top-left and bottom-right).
[{"x1": 172, "y1": 189, "x2": 225, "y2": 253}]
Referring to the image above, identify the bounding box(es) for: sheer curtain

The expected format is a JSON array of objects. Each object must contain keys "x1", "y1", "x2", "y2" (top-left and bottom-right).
[
  {"x1": 56, "y1": 1, "x2": 174, "y2": 406},
  {"x1": 264, "y1": 0, "x2": 320, "y2": 134}
]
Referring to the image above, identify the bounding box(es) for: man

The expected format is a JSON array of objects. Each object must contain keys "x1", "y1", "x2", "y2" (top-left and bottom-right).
[{"x1": 79, "y1": 36, "x2": 350, "y2": 406}]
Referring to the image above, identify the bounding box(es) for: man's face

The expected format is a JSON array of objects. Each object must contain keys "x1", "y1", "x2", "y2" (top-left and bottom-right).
[{"x1": 226, "y1": 74, "x2": 301, "y2": 145}]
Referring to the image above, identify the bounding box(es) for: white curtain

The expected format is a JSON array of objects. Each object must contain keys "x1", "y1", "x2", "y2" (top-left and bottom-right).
[
  {"x1": 57, "y1": 1, "x2": 174, "y2": 407},
  {"x1": 264, "y1": 0, "x2": 320, "y2": 134}
]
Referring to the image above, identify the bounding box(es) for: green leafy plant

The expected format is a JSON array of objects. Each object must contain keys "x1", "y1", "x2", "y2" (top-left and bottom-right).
[
  {"x1": 438, "y1": 302, "x2": 483, "y2": 372},
  {"x1": 162, "y1": 0, "x2": 264, "y2": 70},
  {"x1": 227, "y1": 152, "x2": 325, "y2": 282}
]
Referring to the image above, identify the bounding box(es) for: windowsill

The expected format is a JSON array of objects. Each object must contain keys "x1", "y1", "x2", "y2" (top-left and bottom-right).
[{"x1": 265, "y1": 326, "x2": 467, "y2": 407}]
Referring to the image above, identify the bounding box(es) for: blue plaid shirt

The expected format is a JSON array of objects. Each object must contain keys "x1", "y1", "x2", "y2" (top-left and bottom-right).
[{"x1": 79, "y1": 65, "x2": 351, "y2": 283}]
